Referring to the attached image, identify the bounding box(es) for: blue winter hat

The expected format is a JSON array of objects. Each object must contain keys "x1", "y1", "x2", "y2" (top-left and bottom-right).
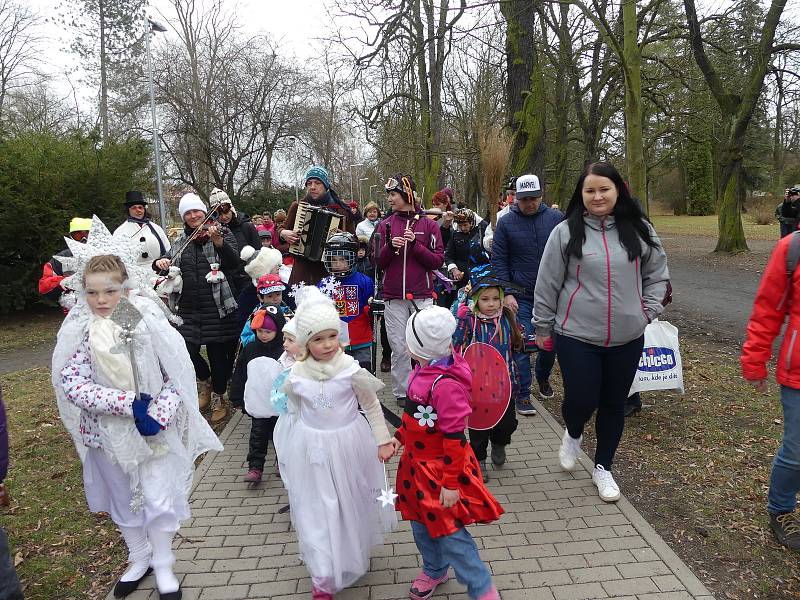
[{"x1": 304, "y1": 166, "x2": 330, "y2": 190}]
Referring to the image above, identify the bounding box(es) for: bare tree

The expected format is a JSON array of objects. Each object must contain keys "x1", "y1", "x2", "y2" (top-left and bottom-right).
[{"x1": 0, "y1": 0, "x2": 42, "y2": 122}]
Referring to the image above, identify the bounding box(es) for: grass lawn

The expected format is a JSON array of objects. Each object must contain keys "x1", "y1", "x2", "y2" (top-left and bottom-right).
[
  {"x1": 652, "y1": 214, "x2": 778, "y2": 241},
  {"x1": 1, "y1": 367, "x2": 125, "y2": 600},
  {"x1": 541, "y1": 333, "x2": 800, "y2": 598},
  {"x1": 0, "y1": 309, "x2": 62, "y2": 353}
]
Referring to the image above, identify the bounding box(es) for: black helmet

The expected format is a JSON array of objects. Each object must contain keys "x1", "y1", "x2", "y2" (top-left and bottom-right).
[{"x1": 323, "y1": 232, "x2": 359, "y2": 277}]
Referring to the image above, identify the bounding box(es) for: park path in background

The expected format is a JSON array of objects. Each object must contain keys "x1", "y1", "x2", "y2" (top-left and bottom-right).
[{"x1": 108, "y1": 355, "x2": 716, "y2": 600}]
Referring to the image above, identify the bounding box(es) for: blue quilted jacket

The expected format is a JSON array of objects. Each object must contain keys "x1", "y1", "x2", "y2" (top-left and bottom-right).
[{"x1": 491, "y1": 203, "x2": 563, "y2": 300}]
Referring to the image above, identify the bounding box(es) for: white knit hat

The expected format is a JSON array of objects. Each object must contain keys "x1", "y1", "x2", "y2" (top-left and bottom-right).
[
  {"x1": 283, "y1": 317, "x2": 297, "y2": 338},
  {"x1": 241, "y1": 245, "x2": 283, "y2": 285},
  {"x1": 177, "y1": 193, "x2": 207, "y2": 219},
  {"x1": 209, "y1": 187, "x2": 235, "y2": 213},
  {"x1": 293, "y1": 286, "x2": 342, "y2": 348},
  {"x1": 405, "y1": 305, "x2": 456, "y2": 362}
]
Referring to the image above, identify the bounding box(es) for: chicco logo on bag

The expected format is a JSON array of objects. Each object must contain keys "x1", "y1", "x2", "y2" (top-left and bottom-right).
[{"x1": 638, "y1": 347, "x2": 675, "y2": 372}]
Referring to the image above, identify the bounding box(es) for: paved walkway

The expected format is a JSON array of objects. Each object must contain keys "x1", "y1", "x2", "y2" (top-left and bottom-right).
[{"x1": 109, "y1": 373, "x2": 715, "y2": 600}]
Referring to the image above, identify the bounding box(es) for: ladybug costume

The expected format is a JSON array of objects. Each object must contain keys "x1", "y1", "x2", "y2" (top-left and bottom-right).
[{"x1": 394, "y1": 352, "x2": 503, "y2": 537}]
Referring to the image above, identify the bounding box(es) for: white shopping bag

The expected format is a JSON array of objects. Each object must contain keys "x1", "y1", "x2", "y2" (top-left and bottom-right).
[
  {"x1": 629, "y1": 319, "x2": 684, "y2": 396},
  {"x1": 244, "y1": 357, "x2": 283, "y2": 418}
]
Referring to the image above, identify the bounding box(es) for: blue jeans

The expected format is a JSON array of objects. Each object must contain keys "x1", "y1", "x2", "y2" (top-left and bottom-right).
[
  {"x1": 514, "y1": 297, "x2": 556, "y2": 399},
  {"x1": 410, "y1": 521, "x2": 493, "y2": 599},
  {"x1": 768, "y1": 386, "x2": 800, "y2": 514}
]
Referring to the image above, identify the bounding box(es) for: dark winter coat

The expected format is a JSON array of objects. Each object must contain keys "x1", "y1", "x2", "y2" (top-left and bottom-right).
[
  {"x1": 229, "y1": 327, "x2": 285, "y2": 407},
  {"x1": 167, "y1": 226, "x2": 241, "y2": 345},
  {"x1": 491, "y1": 203, "x2": 563, "y2": 301},
  {"x1": 444, "y1": 221, "x2": 490, "y2": 288}
]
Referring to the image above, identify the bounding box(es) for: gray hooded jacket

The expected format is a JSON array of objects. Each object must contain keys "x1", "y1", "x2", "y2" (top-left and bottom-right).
[{"x1": 533, "y1": 214, "x2": 669, "y2": 347}]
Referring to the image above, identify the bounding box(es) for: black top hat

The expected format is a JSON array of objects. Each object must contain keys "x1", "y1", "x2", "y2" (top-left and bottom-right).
[{"x1": 124, "y1": 190, "x2": 146, "y2": 207}]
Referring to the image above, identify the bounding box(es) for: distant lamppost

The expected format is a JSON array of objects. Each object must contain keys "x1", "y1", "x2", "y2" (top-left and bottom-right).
[
  {"x1": 358, "y1": 177, "x2": 369, "y2": 204},
  {"x1": 349, "y1": 163, "x2": 364, "y2": 201},
  {"x1": 145, "y1": 16, "x2": 168, "y2": 228},
  {"x1": 369, "y1": 184, "x2": 377, "y2": 203},
  {"x1": 289, "y1": 136, "x2": 300, "y2": 203}
]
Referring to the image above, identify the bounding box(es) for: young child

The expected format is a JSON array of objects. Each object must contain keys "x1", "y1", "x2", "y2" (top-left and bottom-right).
[
  {"x1": 52, "y1": 234, "x2": 221, "y2": 600},
  {"x1": 453, "y1": 267, "x2": 525, "y2": 481},
  {"x1": 320, "y1": 232, "x2": 375, "y2": 370},
  {"x1": 229, "y1": 307, "x2": 286, "y2": 483},
  {"x1": 240, "y1": 274, "x2": 291, "y2": 347},
  {"x1": 272, "y1": 286, "x2": 395, "y2": 599},
  {"x1": 391, "y1": 305, "x2": 503, "y2": 600}
]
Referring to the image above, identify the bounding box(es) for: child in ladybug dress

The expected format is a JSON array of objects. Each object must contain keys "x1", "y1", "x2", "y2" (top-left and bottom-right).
[{"x1": 389, "y1": 305, "x2": 503, "y2": 600}]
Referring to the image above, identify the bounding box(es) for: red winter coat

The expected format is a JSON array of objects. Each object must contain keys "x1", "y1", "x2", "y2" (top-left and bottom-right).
[{"x1": 741, "y1": 234, "x2": 800, "y2": 388}]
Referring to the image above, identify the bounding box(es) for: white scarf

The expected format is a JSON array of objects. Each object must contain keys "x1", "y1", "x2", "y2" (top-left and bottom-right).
[{"x1": 292, "y1": 349, "x2": 356, "y2": 381}]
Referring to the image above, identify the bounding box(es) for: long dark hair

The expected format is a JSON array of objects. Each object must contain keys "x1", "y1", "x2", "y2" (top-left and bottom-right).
[{"x1": 564, "y1": 162, "x2": 658, "y2": 261}]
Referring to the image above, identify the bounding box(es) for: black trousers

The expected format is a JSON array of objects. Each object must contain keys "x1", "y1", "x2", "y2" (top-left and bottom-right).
[
  {"x1": 186, "y1": 339, "x2": 238, "y2": 394},
  {"x1": 380, "y1": 316, "x2": 391, "y2": 361},
  {"x1": 556, "y1": 333, "x2": 644, "y2": 470},
  {"x1": 0, "y1": 528, "x2": 23, "y2": 600},
  {"x1": 469, "y1": 400, "x2": 518, "y2": 462},
  {"x1": 247, "y1": 416, "x2": 277, "y2": 471}
]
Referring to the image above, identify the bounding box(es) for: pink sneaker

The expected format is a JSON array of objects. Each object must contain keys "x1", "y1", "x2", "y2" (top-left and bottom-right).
[
  {"x1": 409, "y1": 571, "x2": 449, "y2": 599},
  {"x1": 477, "y1": 585, "x2": 500, "y2": 600},
  {"x1": 244, "y1": 469, "x2": 262, "y2": 483},
  {"x1": 311, "y1": 586, "x2": 334, "y2": 599}
]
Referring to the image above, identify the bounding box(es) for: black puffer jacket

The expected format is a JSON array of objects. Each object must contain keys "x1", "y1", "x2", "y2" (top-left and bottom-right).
[
  {"x1": 171, "y1": 227, "x2": 241, "y2": 345},
  {"x1": 444, "y1": 221, "x2": 490, "y2": 289},
  {"x1": 226, "y1": 216, "x2": 261, "y2": 291}
]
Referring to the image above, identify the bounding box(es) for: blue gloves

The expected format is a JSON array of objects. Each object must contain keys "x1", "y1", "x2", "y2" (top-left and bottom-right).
[{"x1": 132, "y1": 393, "x2": 162, "y2": 437}]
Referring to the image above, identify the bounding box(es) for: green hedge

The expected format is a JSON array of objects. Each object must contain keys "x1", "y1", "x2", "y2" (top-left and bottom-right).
[{"x1": 0, "y1": 130, "x2": 150, "y2": 312}]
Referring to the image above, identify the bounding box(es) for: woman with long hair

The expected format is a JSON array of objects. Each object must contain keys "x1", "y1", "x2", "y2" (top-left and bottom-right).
[{"x1": 533, "y1": 162, "x2": 669, "y2": 502}]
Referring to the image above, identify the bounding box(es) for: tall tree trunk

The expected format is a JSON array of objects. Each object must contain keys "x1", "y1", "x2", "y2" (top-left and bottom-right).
[
  {"x1": 550, "y1": 2, "x2": 571, "y2": 208},
  {"x1": 99, "y1": 0, "x2": 108, "y2": 143},
  {"x1": 684, "y1": 0, "x2": 787, "y2": 252},
  {"x1": 264, "y1": 146, "x2": 274, "y2": 193},
  {"x1": 622, "y1": 0, "x2": 646, "y2": 211},
  {"x1": 773, "y1": 70, "x2": 785, "y2": 191},
  {"x1": 500, "y1": 0, "x2": 546, "y2": 180}
]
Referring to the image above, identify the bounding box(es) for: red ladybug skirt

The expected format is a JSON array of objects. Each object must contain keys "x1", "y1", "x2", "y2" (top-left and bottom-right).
[{"x1": 395, "y1": 412, "x2": 504, "y2": 538}]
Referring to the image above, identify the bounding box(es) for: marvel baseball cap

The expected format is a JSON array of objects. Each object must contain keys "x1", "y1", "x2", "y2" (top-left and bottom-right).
[{"x1": 516, "y1": 174, "x2": 543, "y2": 199}]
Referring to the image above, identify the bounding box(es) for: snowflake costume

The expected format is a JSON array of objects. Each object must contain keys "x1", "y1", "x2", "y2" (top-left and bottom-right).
[
  {"x1": 51, "y1": 216, "x2": 222, "y2": 599},
  {"x1": 272, "y1": 286, "x2": 395, "y2": 595}
]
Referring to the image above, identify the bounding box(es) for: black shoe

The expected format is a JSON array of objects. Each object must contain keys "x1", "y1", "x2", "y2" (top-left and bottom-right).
[
  {"x1": 624, "y1": 402, "x2": 642, "y2": 418},
  {"x1": 491, "y1": 444, "x2": 506, "y2": 467},
  {"x1": 159, "y1": 591, "x2": 182, "y2": 600},
  {"x1": 537, "y1": 380, "x2": 555, "y2": 399},
  {"x1": 380, "y1": 360, "x2": 391, "y2": 372},
  {"x1": 770, "y1": 512, "x2": 800, "y2": 551},
  {"x1": 113, "y1": 567, "x2": 153, "y2": 598}
]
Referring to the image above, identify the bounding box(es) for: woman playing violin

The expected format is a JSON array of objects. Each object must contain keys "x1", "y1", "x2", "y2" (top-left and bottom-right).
[{"x1": 154, "y1": 192, "x2": 241, "y2": 424}]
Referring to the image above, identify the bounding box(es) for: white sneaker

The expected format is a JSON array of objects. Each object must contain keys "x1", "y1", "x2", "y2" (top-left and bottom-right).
[
  {"x1": 558, "y1": 429, "x2": 582, "y2": 471},
  {"x1": 592, "y1": 465, "x2": 621, "y2": 502}
]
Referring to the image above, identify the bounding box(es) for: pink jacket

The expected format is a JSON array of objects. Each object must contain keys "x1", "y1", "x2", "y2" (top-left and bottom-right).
[
  {"x1": 406, "y1": 352, "x2": 472, "y2": 434},
  {"x1": 377, "y1": 211, "x2": 444, "y2": 299}
]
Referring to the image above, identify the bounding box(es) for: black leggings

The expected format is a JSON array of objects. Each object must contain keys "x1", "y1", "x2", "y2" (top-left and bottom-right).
[
  {"x1": 247, "y1": 416, "x2": 277, "y2": 471},
  {"x1": 469, "y1": 400, "x2": 518, "y2": 461},
  {"x1": 380, "y1": 316, "x2": 391, "y2": 361},
  {"x1": 186, "y1": 339, "x2": 238, "y2": 394},
  {"x1": 557, "y1": 333, "x2": 644, "y2": 470}
]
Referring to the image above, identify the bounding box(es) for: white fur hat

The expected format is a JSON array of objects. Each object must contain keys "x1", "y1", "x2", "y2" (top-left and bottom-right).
[
  {"x1": 209, "y1": 187, "x2": 234, "y2": 212},
  {"x1": 405, "y1": 305, "x2": 456, "y2": 362},
  {"x1": 293, "y1": 286, "x2": 341, "y2": 348},
  {"x1": 283, "y1": 317, "x2": 297, "y2": 338},
  {"x1": 177, "y1": 193, "x2": 207, "y2": 219},
  {"x1": 241, "y1": 245, "x2": 283, "y2": 285}
]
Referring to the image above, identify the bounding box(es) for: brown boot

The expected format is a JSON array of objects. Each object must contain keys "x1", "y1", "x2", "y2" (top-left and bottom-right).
[
  {"x1": 197, "y1": 378, "x2": 212, "y2": 410},
  {"x1": 210, "y1": 392, "x2": 229, "y2": 424}
]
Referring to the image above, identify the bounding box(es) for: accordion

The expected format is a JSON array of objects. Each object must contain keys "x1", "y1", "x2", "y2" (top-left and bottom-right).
[{"x1": 289, "y1": 202, "x2": 343, "y2": 261}]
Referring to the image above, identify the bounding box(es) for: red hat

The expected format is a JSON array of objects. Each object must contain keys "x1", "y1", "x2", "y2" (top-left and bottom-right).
[
  {"x1": 348, "y1": 200, "x2": 359, "y2": 209},
  {"x1": 257, "y1": 274, "x2": 285, "y2": 295}
]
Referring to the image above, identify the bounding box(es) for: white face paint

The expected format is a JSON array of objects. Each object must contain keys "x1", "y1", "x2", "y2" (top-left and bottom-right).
[{"x1": 84, "y1": 273, "x2": 125, "y2": 317}]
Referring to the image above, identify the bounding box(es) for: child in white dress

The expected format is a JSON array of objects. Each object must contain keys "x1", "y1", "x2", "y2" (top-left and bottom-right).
[
  {"x1": 51, "y1": 219, "x2": 221, "y2": 600},
  {"x1": 273, "y1": 287, "x2": 396, "y2": 599}
]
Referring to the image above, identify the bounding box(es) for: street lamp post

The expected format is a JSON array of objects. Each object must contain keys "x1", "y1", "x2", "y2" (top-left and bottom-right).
[
  {"x1": 359, "y1": 177, "x2": 368, "y2": 204},
  {"x1": 349, "y1": 163, "x2": 364, "y2": 202},
  {"x1": 369, "y1": 184, "x2": 377, "y2": 203},
  {"x1": 289, "y1": 136, "x2": 299, "y2": 203},
  {"x1": 145, "y1": 16, "x2": 168, "y2": 228}
]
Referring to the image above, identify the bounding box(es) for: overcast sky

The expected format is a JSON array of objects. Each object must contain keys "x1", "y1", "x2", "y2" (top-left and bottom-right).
[{"x1": 26, "y1": 0, "x2": 329, "y2": 96}]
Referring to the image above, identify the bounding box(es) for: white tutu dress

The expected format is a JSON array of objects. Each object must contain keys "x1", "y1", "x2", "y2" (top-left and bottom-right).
[{"x1": 273, "y1": 354, "x2": 395, "y2": 594}]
